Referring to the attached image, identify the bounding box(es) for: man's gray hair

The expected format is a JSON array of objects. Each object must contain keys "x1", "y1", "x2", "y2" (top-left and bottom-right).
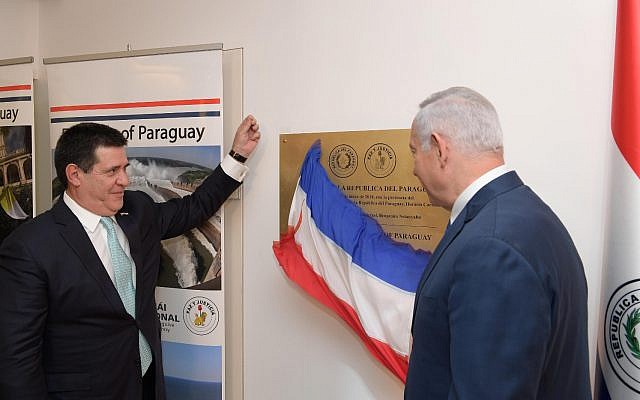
[{"x1": 413, "y1": 87, "x2": 503, "y2": 154}]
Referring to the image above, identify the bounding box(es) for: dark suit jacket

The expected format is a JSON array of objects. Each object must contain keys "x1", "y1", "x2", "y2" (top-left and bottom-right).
[
  {"x1": 405, "y1": 171, "x2": 591, "y2": 399},
  {"x1": 0, "y1": 166, "x2": 240, "y2": 400}
]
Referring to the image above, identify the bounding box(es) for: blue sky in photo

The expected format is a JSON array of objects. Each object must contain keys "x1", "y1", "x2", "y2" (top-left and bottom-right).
[
  {"x1": 162, "y1": 341, "x2": 222, "y2": 382},
  {"x1": 127, "y1": 145, "x2": 221, "y2": 169},
  {"x1": 1, "y1": 126, "x2": 31, "y2": 152}
]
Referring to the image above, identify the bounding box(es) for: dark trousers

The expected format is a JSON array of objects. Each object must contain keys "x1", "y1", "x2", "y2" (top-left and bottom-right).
[{"x1": 142, "y1": 360, "x2": 156, "y2": 400}]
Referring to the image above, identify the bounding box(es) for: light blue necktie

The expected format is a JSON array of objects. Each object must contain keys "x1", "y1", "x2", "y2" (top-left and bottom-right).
[{"x1": 100, "y1": 217, "x2": 153, "y2": 376}]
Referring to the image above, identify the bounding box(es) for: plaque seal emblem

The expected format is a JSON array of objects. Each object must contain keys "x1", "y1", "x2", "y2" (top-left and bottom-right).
[
  {"x1": 328, "y1": 144, "x2": 358, "y2": 178},
  {"x1": 364, "y1": 143, "x2": 396, "y2": 178},
  {"x1": 605, "y1": 279, "x2": 640, "y2": 393},
  {"x1": 183, "y1": 296, "x2": 220, "y2": 335}
]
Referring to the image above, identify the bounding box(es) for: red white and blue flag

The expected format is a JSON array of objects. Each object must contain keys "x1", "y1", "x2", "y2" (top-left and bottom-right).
[
  {"x1": 48, "y1": 97, "x2": 221, "y2": 146},
  {"x1": 596, "y1": 1, "x2": 640, "y2": 398},
  {"x1": 273, "y1": 141, "x2": 430, "y2": 382},
  {"x1": 49, "y1": 97, "x2": 220, "y2": 124}
]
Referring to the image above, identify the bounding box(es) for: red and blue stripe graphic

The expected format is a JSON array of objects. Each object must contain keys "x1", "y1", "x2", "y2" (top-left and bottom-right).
[
  {"x1": 0, "y1": 84, "x2": 32, "y2": 103},
  {"x1": 273, "y1": 141, "x2": 430, "y2": 382},
  {"x1": 49, "y1": 98, "x2": 220, "y2": 123}
]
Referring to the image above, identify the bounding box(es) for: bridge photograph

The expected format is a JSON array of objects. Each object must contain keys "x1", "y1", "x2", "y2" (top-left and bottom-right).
[
  {"x1": 126, "y1": 145, "x2": 223, "y2": 291},
  {"x1": 0, "y1": 125, "x2": 32, "y2": 244}
]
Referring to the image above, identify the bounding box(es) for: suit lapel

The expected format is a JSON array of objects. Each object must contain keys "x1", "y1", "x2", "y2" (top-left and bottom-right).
[
  {"x1": 414, "y1": 171, "x2": 524, "y2": 298},
  {"x1": 411, "y1": 172, "x2": 524, "y2": 331},
  {"x1": 52, "y1": 200, "x2": 125, "y2": 314},
  {"x1": 414, "y1": 208, "x2": 466, "y2": 297},
  {"x1": 116, "y1": 201, "x2": 144, "y2": 318}
]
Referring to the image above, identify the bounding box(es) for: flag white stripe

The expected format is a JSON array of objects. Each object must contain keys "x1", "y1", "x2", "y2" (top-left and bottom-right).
[
  {"x1": 598, "y1": 135, "x2": 640, "y2": 398},
  {"x1": 289, "y1": 183, "x2": 414, "y2": 355}
]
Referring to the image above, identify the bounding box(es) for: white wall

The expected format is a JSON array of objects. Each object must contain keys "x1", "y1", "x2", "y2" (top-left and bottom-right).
[
  {"x1": 1, "y1": 1, "x2": 614, "y2": 398},
  {"x1": 0, "y1": 0, "x2": 38, "y2": 60}
]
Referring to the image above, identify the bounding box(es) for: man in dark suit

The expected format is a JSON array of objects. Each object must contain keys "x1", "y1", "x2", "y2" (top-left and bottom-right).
[
  {"x1": 0, "y1": 116, "x2": 260, "y2": 399},
  {"x1": 404, "y1": 87, "x2": 591, "y2": 399}
]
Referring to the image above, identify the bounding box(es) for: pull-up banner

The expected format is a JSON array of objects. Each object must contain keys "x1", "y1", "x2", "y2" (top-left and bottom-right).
[
  {"x1": 46, "y1": 46, "x2": 226, "y2": 400},
  {"x1": 0, "y1": 59, "x2": 35, "y2": 244}
]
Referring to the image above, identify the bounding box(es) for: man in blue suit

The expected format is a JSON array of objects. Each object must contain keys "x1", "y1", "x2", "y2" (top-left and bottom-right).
[
  {"x1": 0, "y1": 116, "x2": 260, "y2": 399},
  {"x1": 404, "y1": 87, "x2": 591, "y2": 399}
]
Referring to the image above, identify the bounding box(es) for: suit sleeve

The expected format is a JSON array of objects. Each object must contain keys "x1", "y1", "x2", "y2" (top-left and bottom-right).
[
  {"x1": 155, "y1": 165, "x2": 241, "y2": 239},
  {"x1": 0, "y1": 235, "x2": 48, "y2": 399},
  {"x1": 448, "y1": 237, "x2": 550, "y2": 399}
]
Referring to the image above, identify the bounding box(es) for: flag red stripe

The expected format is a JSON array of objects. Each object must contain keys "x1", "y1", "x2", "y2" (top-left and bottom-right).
[
  {"x1": 50, "y1": 98, "x2": 220, "y2": 112},
  {"x1": 273, "y1": 229, "x2": 409, "y2": 383},
  {"x1": 0, "y1": 85, "x2": 31, "y2": 92},
  {"x1": 612, "y1": 0, "x2": 640, "y2": 178}
]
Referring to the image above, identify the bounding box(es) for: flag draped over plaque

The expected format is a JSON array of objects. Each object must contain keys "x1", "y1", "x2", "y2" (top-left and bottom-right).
[
  {"x1": 273, "y1": 141, "x2": 430, "y2": 382},
  {"x1": 596, "y1": 1, "x2": 640, "y2": 398}
]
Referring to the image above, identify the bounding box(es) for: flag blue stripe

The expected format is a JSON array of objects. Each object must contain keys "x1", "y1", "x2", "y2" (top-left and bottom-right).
[
  {"x1": 50, "y1": 111, "x2": 220, "y2": 123},
  {"x1": 0, "y1": 96, "x2": 31, "y2": 102},
  {"x1": 299, "y1": 141, "x2": 429, "y2": 292}
]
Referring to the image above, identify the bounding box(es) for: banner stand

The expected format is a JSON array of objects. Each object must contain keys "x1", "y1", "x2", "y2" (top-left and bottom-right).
[
  {"x1": 221, "y1": 47, "x2": 244, "y2": 400},
  {"x1": 0, "y1": 57, "x2": 34, "y2": 67},
  {"x1": 44, "y1": 43, "x2": 243, "y2": 400},
  {"x1": 0, "y1": 56, "x2": 36, "y2": 245},
  {"x1": 43, "y1": 43, "x2": 222, "y2": 65}
]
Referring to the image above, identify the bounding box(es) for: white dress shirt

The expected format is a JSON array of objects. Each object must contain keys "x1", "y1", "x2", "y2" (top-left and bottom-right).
[
  {"x1": 63, "y1": 192, "x2": 137, "y2": 286},
  {"x1": 449, "y1": 165, "x2": 511, "y2": 225},
  {"x1": 220, "y1": 154, "x2": 249, "y2": 182}
]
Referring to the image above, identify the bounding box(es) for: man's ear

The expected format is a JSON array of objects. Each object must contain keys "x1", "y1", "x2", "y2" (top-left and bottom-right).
[
  {"x1": 65, "y1": 164, "x2": 82, "y2": 188},
  {"x1": 431, "y1": 132, "x2": 449, "y2": 167}
]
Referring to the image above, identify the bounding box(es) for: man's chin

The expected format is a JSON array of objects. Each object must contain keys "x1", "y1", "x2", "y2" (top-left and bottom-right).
[{"x1": 108, "y1": 201, "x2": 124, "y2": 215}]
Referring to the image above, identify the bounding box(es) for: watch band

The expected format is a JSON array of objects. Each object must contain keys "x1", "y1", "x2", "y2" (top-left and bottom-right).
[{"x1": 229, "y1": 149, "x2": 248, "y2": 163}]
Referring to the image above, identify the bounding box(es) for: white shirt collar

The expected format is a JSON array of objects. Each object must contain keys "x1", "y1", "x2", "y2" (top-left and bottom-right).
[
  {"x1": 449, "y1": 165, "x2": 510, "y2": 224},
  {"x1": 63, "y1": 191, "x2": 104, "y2": 233}
]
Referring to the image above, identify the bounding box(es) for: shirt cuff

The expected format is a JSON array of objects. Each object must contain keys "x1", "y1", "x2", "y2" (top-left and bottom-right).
[{"x1": 220, "y1": 154, "x2": 249, "y2": 182}]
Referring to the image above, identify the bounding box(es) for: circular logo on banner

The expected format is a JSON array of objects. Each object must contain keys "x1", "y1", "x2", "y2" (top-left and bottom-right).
[
  {"x1": 328, "y1": 144, "x2": 358, "y2": 178},
  {"x1": 364, "y1": 143, "x2": 396, "y2": 178},
  {"x1": 605, "y1": 279, "x2": 640, "y2": 393},
  {"x1": 183, "y1": 296, "x2": 220, "y2": 335}
]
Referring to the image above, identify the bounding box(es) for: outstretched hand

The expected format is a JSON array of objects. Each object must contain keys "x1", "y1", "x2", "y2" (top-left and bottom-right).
[{"x1": 231, "y1": 115, "x2": 261, "y2": 159}]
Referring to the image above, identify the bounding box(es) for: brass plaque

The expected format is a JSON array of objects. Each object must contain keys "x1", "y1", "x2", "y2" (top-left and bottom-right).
[{"x1": 279, "y1": 130, "x2": 450, "y2": 252}]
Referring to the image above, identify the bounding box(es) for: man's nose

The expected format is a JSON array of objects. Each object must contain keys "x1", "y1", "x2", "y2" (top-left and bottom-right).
[{"x1": 117, "y1": 170, "x2": 129, "y2": 186}]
